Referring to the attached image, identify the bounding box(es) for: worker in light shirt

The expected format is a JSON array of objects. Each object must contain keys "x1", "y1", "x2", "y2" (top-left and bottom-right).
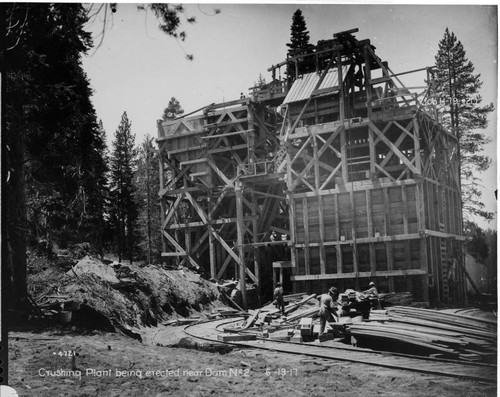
[
  {"x1": 318, "y1": 287, "x2": 339, "y2": 336},
  {"x1": 363, "y1": 281, "x2": 379, "y2": 297},
  {"x1": 273, "y1": 282, "x2": 285, "y2": 315}
]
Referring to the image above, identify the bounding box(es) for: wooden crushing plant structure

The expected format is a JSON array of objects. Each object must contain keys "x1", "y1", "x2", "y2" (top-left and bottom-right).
[{"x1": 157, "y1": 29, "x2": 466, "y2": 308}]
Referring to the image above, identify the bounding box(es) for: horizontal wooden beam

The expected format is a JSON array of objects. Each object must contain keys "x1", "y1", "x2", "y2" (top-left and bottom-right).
[
  {"x1": 269, "y1": 226, "x2": 290, "y2": 235},
  {"x1": 205, "y1": 98, "x2": 249, "y2": 111},
  {"x1": 246, "y1": 188, "x2": 285, "y2": 201},
  {"x1": 289, "y1": 118, "x2": 368, "y2": 139},
  {"x1": 295, "y1": 233, "x2": 422, "y2": 248},
  {"x1": 273, "y1": 261, "x2": 294, "y2": 269},
  {"x1": 161, "y1": 252, "x2": 184, "y2": 257},
  {"x1": 201, "y1": 129, "x2": 253, "y2": 139},
  {"x1": 291, "y1": 269, "x2": 427, "y2": 281},
  {"x1": 165, "y1": 217, "x2": 237, "y2": 230},
  {"x1": 160, "y1": 186, "x2": 203, "y2": 197},
  {"x1": 209, "y1": 143, "x2": 248, "y2": 154},
  {"x1": 424, "y1": 229, "x2": 466, "y2": 241},
  {"x1": 288, "y1": 178, "x2": 418, "y2": 199},
  {"x1": 179, "y1": 158, "x2": 207, "y2": 166},
  {"x1": 241, "y1": 240, "x2": 291, "y2": 248}
]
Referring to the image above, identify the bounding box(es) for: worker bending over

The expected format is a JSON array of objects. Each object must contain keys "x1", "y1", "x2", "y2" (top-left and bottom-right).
[{"x1": 319, "y1": 287, "x2": 339, "y2": 336}]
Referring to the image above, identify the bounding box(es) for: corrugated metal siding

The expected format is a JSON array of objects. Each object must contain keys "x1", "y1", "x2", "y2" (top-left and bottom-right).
[{"x1": 283, "y1": 65, "x2": 349, "y2": 105}]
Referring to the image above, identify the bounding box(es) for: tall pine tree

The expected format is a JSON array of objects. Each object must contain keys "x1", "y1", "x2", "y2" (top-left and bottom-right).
[
  {"x1": 433, "y1": 28, "x2": 494, "y2": 220},
  {"x1": 80, "y1": 120, "x2": 109, "y2": 257},
  {"x1": 109, "y1": 112, "x2": 139, "y2": 263},
  {"x1": 4, "y1": 3, "x2": 108, "y2": 311},
  {"x1": 286, "y1": 9, "x2": 315, "y2": 81},
  {"x1": 135, "y1": 135, "x2": 162, "y2": 264}
]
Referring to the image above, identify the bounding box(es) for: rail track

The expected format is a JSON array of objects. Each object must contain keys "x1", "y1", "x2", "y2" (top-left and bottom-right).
[{"x1": 184, "y1": 318, "x2": 497, "y2": 384}]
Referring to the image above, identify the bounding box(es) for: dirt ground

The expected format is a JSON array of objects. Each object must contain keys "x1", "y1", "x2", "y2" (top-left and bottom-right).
[{"x1": 8, "y1": 324, "x2": 496, "y2": 397}]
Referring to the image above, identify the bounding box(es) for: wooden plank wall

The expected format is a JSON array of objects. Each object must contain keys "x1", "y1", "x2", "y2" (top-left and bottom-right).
[{"x1": 291, "y1": 181, "x2": 428, "y2": 298}]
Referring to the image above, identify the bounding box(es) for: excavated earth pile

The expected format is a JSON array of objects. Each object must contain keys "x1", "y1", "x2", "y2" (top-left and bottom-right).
[{"x1": 28, "y1": 254, "x2": 223, "y2": 337}]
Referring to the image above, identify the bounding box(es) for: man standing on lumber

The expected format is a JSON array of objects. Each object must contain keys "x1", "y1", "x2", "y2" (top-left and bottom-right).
[
  {"x1": 273, "y1": 282, "x2": 285, "y2": 315},
  {"x1": 319, "y1": 287, "x2": 339, "y2": 336}
]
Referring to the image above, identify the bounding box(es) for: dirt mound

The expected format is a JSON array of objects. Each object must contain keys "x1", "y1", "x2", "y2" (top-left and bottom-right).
[
  {"x1": 69, "y1": 256, "x2": 120, "y2": 284},
  {"x1": 29, "y1": 255, "x2": 223, "y2": 336}
]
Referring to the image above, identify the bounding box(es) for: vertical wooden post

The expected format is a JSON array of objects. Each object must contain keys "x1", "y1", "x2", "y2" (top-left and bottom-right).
[
  {"x1": 420, "y1": 237, "x2": 429, "y2": 302},
  {"x1": 350, "y1": 190, "x2": 359, "y2": 289},
  {"x1": 173, "y1": 206, "x2": 181, "y2": 268},
  {"x1": 251, "y1": 192, "x2": 260, "y2": 297},
  {"x1": 349, "y1": 190, "x2": 356, "y2": 240},
  {"x1": 334, "y1": 194, "x2": 343, "y2": 274},
  {"x1": 401, "y1": 185, "x2": 409, "y2": 234},
  {"x1": 366, "y1": 190, "x2": 373, "y2": 237},
  {"x1": 383, "y1": 187, "x2": 390, "y2": 236},
  {"x1": 386, "y1": 242, "x2": 394, "y2": 292},
  {"x1": 184, "y1": 227, "x2": 191, "y2": 265},
  {"x1": 353, "y1": 246, "x2": 360, "y2": 290},
  {"x1": 368, "y1": 125, "x2": 376, "y2": 176},
  {"x1": 412, "y1": 117, "x2": 422, "y2": 172},
  {"x1": 425, "y1": 181, "x2": 432, "y2": 231},
  {"x1": 337, "y1": 51, "x2": 348, "y2": 183},
  {"x1": 289, "y1": 194, "x2": 298, "y2": 285},
  {"x1": 207, "y1": 194, "x2": 216, "y2": 279},
  {"x1": 369, "y1": 243, "x2": 376, "y2": 277},
  {"x1": 314, "y1": 99, "x2": 319, "y2": 124},
  {"x1": 431, "y1": 236, "x2": 441, "y2": 302},
  {"x1": 364, "y1": 45, "x2": 372, "y2": 118},
  {"x1": 415, "y1": 179, "x2": 426, "y2": 232},
  {"x1": 247, "y1": 104, "x2": 255, "y2": 163},
  {"x1": 235, "y1": 183, "x2": 247, "y2": 309},
  {"x1": 302, "y1": 197, "x2": 311, "y2": 276},
  {"x1": 158, "y1": 153, "x2": 167, "y2": 260},
  {"x1": 313, "y1": 134, "x2": 320, "y2": 190},
  {"x1": 318, "y1": 195, "x2": 326, "y2": 275},
  {"x1": 402, "y1": 184, "x2": 411, "y2": 271},
  {"x1": 337, "y1": 51, "x2": 344, "y2": 121}
]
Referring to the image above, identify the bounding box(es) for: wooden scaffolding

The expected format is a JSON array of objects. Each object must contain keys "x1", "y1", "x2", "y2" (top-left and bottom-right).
[
  {"x1": 157, "y1": 99, "x2": 289, "y2": 308},
  {"x1": 157, "y1": 29, "x2": 466, "y2": 306}
]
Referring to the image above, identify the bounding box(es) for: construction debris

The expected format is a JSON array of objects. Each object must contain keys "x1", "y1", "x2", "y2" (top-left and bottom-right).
[{"x1": 215, "y1": 289, "x2": 496, "y2": 363}]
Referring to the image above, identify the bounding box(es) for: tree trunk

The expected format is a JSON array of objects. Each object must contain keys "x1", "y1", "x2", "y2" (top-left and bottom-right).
[{"x1": 4, "y1": 125, "x2": 29, "y2": 315}]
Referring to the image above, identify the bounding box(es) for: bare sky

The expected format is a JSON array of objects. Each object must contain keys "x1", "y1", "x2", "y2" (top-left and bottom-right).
[{"x1": 81, "y1": 3, "x2": 498, "y2": 229}]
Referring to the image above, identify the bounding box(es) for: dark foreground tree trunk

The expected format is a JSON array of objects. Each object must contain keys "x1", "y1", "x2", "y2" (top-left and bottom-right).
[{"x1": 4, "y1": 125, "x2": 30, "y2": 317}]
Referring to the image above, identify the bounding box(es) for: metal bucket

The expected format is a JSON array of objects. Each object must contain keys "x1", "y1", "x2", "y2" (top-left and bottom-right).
[{"x1": 59, "y1": 311, "x2": 72, "y2": 323}]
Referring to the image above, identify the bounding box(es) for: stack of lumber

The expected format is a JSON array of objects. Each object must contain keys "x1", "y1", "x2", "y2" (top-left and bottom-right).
[{"x1": 346, "y1": 306, "x2": 496, "y2": 361}]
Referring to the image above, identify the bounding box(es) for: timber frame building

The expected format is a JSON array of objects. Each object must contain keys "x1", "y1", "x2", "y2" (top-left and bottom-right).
[{"x1": 157, "y1": 29, "x2": 466, "y2": 308}]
